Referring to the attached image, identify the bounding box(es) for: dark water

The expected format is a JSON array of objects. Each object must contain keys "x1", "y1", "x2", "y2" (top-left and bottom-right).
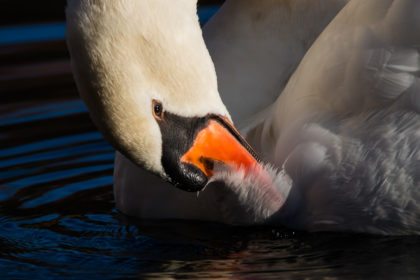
[{"x1": 1, "y1": 6, "x2": 420, "y2": 280}]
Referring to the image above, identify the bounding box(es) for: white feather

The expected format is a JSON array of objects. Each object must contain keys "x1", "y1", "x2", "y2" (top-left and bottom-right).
[{"x1": 68, "y1": 0, "x2": 420, "y2": 235}]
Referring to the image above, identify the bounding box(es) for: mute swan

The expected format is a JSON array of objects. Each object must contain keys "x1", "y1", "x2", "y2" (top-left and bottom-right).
[{"x1": 66, "y1": 0, "x2": 420, "y2": 235}]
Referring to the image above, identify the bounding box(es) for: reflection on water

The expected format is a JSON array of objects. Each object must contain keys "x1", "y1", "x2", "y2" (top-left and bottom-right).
[{"x1": 1, "y1": 5, "x2": 420, "y2": 280}]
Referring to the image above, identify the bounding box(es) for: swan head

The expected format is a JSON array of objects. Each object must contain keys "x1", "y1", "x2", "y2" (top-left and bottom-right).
[{"x1": 66, "y1": 0, "x2": 264, "y2": 191}]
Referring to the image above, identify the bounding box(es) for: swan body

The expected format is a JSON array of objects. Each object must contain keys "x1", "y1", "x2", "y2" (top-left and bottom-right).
[
  {"x1": 66, "y1": 0, "x2": 420, "y2": 235},
  {"x1": 203, "y1": 0, "x2": 350, "y2": 123}
]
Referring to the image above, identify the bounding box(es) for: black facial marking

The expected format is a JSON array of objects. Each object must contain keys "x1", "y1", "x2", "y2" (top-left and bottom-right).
[
  {"x1": 157, "y1": 111, "x2": 210, "y2": 192},
  {"x1": 154, "y1": 108, "x2": 261, "y2": 192}
]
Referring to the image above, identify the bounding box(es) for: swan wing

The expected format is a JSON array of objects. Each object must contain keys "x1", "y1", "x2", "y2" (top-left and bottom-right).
[
  {"x1": 248, "y1": 0, "x2": 420, "y2": 164},
  {"x1": 249, "y1": 0, "x2": 420, "y2": 233},
  {"x1": 203, "y1": 0, "x2": 349, "y2": 124}
]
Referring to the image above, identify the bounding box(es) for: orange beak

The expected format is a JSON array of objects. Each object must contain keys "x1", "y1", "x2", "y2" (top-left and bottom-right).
[{"x1": 181, "y1": 117, "x2": 261, "y2": 178}]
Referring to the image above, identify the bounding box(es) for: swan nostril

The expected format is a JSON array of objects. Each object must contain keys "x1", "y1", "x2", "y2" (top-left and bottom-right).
[{"x1": 200, "y1": 156, "x2": 214, "y2": 173}]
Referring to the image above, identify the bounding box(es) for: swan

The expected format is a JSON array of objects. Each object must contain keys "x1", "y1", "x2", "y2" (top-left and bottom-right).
[
  {"x1": 65, "y1": 0, "x2": 350, "y2": 222},
  {"x1": 66, "y1": 0, "x2": 420, "y2": 235}
]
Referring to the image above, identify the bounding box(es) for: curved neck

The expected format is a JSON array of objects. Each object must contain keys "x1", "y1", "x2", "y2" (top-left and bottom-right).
[{"x1": 66, "y1": 0, "x2": 228, "y2": 173}]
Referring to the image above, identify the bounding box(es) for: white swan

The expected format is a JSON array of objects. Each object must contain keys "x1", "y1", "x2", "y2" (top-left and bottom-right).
[{"x1": 66, "y1": 0, "x2": 420, "y2": 235}]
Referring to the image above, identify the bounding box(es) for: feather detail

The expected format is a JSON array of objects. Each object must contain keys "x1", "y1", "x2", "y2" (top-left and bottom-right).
[{"x1": 208, "y1": 163, "x2": 291, "y2": 225}]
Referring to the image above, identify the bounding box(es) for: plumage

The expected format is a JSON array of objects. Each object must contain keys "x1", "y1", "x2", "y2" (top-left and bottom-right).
[
  {"x1": 240, "y1": 0, "x2": 420, "y2": 234},
  {"x1": 66, "y1": 0, "x2": 420, "y2": 235},
  {"x1": 203, "y1": 0, "x2": 350, "y2": 123}
]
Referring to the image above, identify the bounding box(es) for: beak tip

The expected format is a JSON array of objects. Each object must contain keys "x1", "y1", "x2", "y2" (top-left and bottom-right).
[{"x1": 170, "y1": 163, "x2": 208, "y2": 192}]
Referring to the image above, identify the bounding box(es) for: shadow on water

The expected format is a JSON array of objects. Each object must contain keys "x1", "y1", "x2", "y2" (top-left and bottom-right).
[{"x1": 1, "y1": 3, "x2": 420, "y2": 280}]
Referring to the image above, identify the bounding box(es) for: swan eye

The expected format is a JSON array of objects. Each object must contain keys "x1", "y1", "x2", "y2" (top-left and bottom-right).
[{"x1": 152, "y1": 99, "x2": 163, "y2": 120}]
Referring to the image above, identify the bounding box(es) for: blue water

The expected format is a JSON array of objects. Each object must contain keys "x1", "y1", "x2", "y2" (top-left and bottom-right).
[
  {"x1": 1, "y1": 5, "x2": 420, "y2": 280},
  {"x1": 0, "y1": 23, "x2": 67, "y2": 45}
]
